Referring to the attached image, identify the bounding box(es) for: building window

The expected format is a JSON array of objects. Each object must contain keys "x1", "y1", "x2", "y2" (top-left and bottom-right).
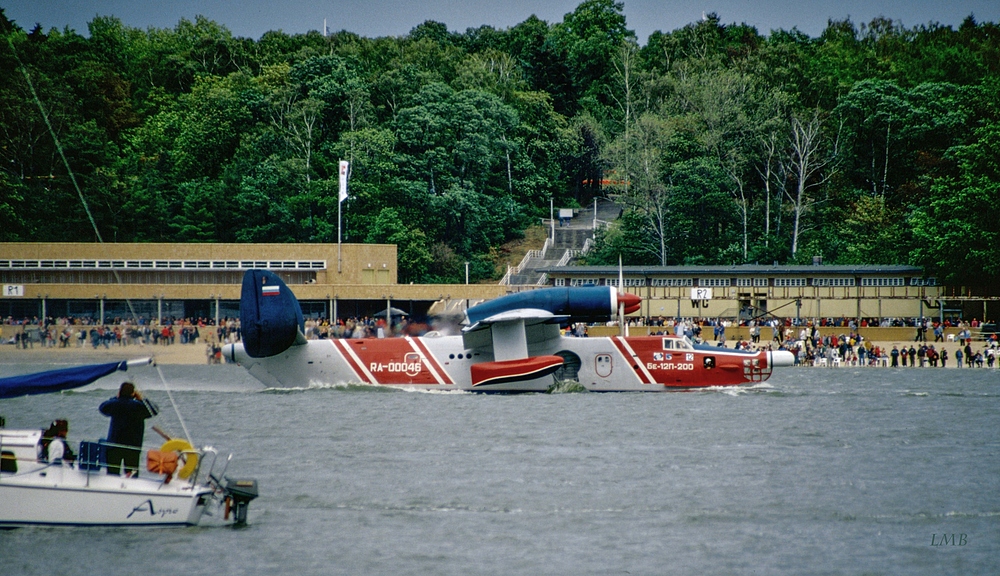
[
  {"x1": 774, "y1": 278, "x2": 806, "y2": 287},
  {"x1": 605, "y1": 278, "x2": 645, "y2": 287},
  {"x1": 698, "y1": 278, "x2": 730, "y2": 287},
  {"x1": 811, "y1": 278, "x2": 856, "y2": 287},
  {"x1": 650, "y1": 278, "x2": 693, "y2": 287},
  {"x1": 0, "y1": 259, "x2": 328, "y2": 272},
  {"x1": 553, "y1": 277, "x2": 566, "y2": 286},
  {"x1": 570, "y1": 278, "x2": 597, "y2": 286},
  {"x1": 861, "y1": 277, "x2": 905, "y2": 287}
]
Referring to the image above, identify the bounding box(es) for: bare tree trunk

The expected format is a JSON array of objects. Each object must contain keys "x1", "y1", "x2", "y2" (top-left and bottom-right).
[
  {"x1": 756, "y1": 132, "x2": 781, "y2": 249},
  {"x1": 611, "y1": 41, "x2": 638, "y2": 196},
  {"x1": 786, "y1": 111, "x2": 836, "y2": 258}
]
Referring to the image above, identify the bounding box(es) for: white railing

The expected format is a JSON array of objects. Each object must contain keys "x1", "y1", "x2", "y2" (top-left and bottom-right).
[
  {"x1": 536, "y1": 273, "x2": 548, "y2": 286},
  {"x1": 499, "y1": 237, "x2": 554, "y2": 285},
  {"x1": 555, "y1": 250, "x2": 573, "y2": 267},
  {"x1": 581, "y1": 237, "x2": 594, "y2": 254}
]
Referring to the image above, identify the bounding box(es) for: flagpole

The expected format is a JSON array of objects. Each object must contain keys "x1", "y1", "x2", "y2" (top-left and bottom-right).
[
  {"x1": 338, "y1": 193, "x2": 342, "y2": 273},
  {"x1": 338, "y1": 161, "x2": 349, "y2": 274}
]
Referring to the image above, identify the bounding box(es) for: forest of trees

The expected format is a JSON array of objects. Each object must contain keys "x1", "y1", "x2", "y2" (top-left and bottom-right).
[{"x1": 2, "y1": 2, "x2": 998, "y2": 288}]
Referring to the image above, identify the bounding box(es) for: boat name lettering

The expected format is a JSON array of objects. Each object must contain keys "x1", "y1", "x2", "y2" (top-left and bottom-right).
[
  {"x1": 646, "y1": 363, "x2": 695, "y2": 371},
  {"x1": 127, "y1": 499, "x2": 180, "y2": 519}
]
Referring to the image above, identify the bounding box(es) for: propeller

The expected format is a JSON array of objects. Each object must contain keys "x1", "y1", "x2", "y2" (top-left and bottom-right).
[
  {"x1": 618, "y1": 256, "x2": 626, "y2": 336},
  {"x1": 614, "y1": 256, "x2": 641, "y2": 336}
]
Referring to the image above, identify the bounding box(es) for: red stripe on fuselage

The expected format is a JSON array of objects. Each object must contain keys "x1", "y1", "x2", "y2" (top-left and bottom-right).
[
  {"x1": 612, "y1": 337, "x2": 654, "y2": 384},
  {"x1": 330, "y1": 338, "x2": 374, "y2": 384},
  {"x1": 339, "y1": 338, "x2": 448, "y2": 385},
  {"x1": 406, "y1": 337, "x2": 454, "y2": 385}
]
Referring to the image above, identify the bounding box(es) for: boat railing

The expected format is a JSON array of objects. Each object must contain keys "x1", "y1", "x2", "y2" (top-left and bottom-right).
[
  {"x1": 0, "y1": 430, "x2": 224, "y2": 489},
  {"x1": 190, "y1": 446, "x2": 220, "y2": 487},
  {"x1": 76, "y1": 438, "x2": 207, "y2": 487}
]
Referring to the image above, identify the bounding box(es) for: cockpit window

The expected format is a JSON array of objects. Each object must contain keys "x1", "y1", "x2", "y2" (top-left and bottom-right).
[{"x1": 663, "y1": 337, "x2": 694, "y2": 351}]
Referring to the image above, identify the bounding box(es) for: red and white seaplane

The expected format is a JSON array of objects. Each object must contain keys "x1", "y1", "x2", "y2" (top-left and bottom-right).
[{"x1": 224, "y1": 270, "x2": 794, "y2": 392}]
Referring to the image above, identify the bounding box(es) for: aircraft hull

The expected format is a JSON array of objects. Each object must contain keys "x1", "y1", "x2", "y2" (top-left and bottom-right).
[{"x1": 225, "y1": 335, "x2": 792, "y2": 392}]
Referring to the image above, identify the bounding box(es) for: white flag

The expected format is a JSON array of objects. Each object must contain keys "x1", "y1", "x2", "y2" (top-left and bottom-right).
[{"x1": 338, "y1": 161, "x2": 349, "y2": 203}]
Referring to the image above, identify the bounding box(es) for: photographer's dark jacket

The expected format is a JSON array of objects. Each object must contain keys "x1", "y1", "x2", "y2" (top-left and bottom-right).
[{"x1": 99, "y1": 396, "x2": 159, "y2": 447}]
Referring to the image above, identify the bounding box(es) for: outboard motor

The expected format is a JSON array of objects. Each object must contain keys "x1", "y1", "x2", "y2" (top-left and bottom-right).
[
  {"x1": 223, "y1": 478, "x2": 259, "y2": 525},
  {"x1": 239, "y1": 270, "x2": 305, "y2": 358}
]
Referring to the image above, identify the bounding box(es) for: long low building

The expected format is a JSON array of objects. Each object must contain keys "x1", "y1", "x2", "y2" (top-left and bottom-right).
[
  {"x1": 0, "y1": 244, "x2": 994, "y2": 326},
  {"x1": 0, "y1": 243, "x2": 510, "y2": 323},
  {"x1": 538, "y1": 264, "x2": 956, "y2": 322}
]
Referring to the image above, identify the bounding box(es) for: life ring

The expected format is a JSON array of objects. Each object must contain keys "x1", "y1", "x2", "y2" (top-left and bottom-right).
[{"x1": 159, "y1": 439, "x2": 199, "y2": 479}]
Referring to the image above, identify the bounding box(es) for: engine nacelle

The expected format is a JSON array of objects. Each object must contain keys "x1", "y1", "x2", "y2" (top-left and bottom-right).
[
  {"x1": 465, "y1": 286, "x2": 641, "y2": 326},
  {"x1": 239, "y1": 270, "x2": 304, "y2": 358}
]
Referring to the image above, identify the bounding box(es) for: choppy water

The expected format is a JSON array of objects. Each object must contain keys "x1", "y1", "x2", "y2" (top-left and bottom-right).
[{"x1": 1, "y1": 364, "x2": 998, "y2": 575}]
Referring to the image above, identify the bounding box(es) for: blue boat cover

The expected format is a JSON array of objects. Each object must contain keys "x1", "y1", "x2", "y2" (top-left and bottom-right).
[{"x1": 0, "y1": 361, "x2": 128, "y2": 399}]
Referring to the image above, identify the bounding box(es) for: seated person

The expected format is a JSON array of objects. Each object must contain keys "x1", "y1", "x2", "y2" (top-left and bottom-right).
[{"x1": 38, "y1": 419, "x2": 76, "y2": 465}]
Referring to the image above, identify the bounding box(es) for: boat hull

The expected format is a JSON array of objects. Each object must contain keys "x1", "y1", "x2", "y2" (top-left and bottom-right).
[{"x1": 0, "y1": 466, "x2": 211, "y2": 527}]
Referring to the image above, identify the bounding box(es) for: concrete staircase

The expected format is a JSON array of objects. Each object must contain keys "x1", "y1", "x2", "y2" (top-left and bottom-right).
[{"x1": 501, "y1": 198, "x2": 619, "y2": 286}]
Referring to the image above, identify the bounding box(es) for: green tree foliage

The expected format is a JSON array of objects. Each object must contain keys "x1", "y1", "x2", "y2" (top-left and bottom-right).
[
  {"x1": 910, "y1": 120, "x2": 1000, "y2": 285},
  {"x1": 1, "y1": 5, "x2": 999, "y2": 287}
]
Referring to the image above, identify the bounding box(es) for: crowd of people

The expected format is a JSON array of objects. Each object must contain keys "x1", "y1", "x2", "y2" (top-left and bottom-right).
[
  {"x1": 1, "y1": 313, "x2": 437, "y2": 349},
  {"x1": 606, "y1": 315, "x2": 999, "y2": 369},
  {"x1": 4, "y1": 312, "x2": 997, "y2": 369},
  {"x1": 3, "y1": 315, "x2": 242, "y2": 349}
]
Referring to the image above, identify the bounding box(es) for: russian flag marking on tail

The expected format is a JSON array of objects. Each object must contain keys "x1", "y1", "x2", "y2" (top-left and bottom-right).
[{"x1": 262, "y1": 285, "x2": 280, "y2": 297}]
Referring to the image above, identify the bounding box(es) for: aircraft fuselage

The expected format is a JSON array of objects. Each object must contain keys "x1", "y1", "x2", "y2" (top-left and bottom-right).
[{"x1": 225, "y1": 334, "x2": 793, "y2": 392}]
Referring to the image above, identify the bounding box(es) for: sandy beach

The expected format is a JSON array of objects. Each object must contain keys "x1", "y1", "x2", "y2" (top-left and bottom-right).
[{"x1": 0, "y1": 342, "x2": 215, "y2": 366}]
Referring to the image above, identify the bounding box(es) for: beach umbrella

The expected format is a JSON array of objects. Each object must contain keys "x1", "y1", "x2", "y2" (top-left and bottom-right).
[{"x1": 373, "y1": 307, "x2": 409, "y2": 318}]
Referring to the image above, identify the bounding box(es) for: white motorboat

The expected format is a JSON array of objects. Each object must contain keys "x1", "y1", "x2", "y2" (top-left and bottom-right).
[
  {"x1": 0, "y1": 428, "x2": 257, "y2": 528},
  {"x1": 0, "y1": 360, "x2": 258, "y2": 528}
]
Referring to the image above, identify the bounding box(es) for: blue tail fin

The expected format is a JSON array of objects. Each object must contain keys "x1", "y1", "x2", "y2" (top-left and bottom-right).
[{"x1": 240, "y1": 270, "x2": 305, "y2": 358}]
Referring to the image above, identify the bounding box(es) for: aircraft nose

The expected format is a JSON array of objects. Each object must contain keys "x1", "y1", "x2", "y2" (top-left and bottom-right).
[
  {"x1": 769, "y1": 350, "x2": 796, "y2": 367},
  {"x1": 619, "y1": 292, "x2": 642, "y2": 314}
]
